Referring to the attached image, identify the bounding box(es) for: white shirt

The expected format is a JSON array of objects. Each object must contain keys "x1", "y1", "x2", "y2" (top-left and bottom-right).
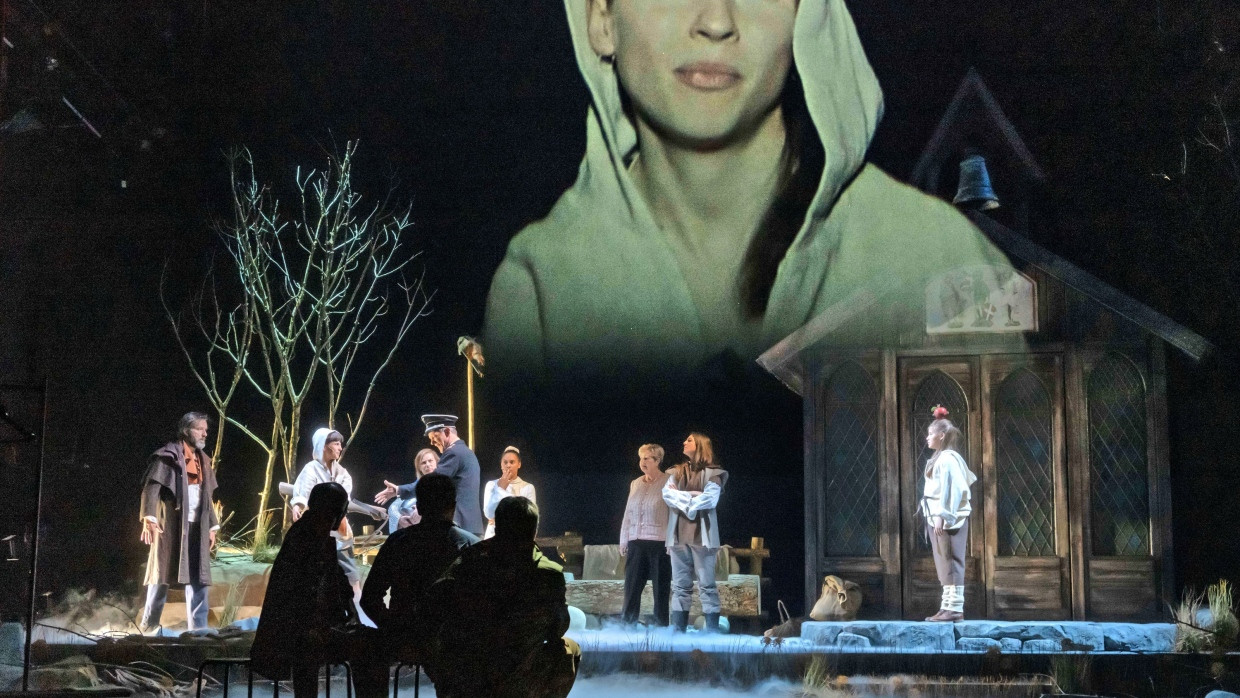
[
  {"x1": 292, "y1": 459, "x2": 355, "y2": 549},
  {"x1": 922, "y1": 449, "x2": 977, "y2": 529},
  {"x1": 482, "y1": 477, "x2": 536, "y2": 540}
]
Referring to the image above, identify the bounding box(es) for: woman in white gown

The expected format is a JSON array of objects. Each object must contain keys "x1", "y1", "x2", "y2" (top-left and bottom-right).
[{"x1": 482, "y1": 446, "x2": 536, "y2": 540}]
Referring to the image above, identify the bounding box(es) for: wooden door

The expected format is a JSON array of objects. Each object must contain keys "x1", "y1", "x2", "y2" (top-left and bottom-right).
[
  {"x1": 899, "y1": 356, "x2": 985, "y2": 619},
  {"x1": 981, "y1": 354, "x2": 1071, "y2": 619},
  {"x1": 807, "y1": 355, "x2": 901, "y2": 619},
  {"x1": 1073, "y1": 348, "x2": 1166, "y2": 619}
]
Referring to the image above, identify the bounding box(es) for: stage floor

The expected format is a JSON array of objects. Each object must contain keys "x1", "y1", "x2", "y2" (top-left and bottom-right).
[{"x1": 12, "y1": 620, "x2": 1226, "y2": 698}]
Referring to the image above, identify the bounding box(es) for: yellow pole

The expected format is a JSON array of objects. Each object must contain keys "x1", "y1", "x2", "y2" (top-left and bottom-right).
[
  {"x1": 466, "y1": 360, "x2": 475, "y2": 450},
  {"x1": 457, "y1": 336, "x2": 483, "y2": 451}
]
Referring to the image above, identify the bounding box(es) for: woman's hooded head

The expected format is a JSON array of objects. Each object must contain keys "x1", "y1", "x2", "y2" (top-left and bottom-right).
[{"x1": 312, "y1": 428, "x2": 344, "y2": 464}]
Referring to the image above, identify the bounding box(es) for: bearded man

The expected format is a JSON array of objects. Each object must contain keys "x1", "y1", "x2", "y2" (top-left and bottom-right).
[{"x1": 138, "y1": 411, "x2": 219, "y2": 632}]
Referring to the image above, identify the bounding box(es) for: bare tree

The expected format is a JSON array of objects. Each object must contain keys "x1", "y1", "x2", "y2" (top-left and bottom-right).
[
  {"x1": 159, "y1": 264, "x2": 257, "y2": 473},
  {"x1": 212, "y1": 143, "x2": 431, "y2": 547}
]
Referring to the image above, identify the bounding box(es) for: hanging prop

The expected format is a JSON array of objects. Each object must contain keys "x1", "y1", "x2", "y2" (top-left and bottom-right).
[
  {"x1": 953, "y1": 153, "x2": 1000, "y2": 211},
  {"x1": 457, "y1": 337, "x2": 485, "y2": 450}
]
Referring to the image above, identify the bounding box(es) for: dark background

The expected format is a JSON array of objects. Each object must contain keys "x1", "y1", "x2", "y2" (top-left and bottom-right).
[{"x1": 1, "y1": 0, "x2": 1237, "y2": 619}]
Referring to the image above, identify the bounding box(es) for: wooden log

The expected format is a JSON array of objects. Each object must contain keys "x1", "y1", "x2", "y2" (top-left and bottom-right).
[
  {"x1": 564, "y1": 574, "x2": 761, "y2": 617},
  {"x1": 277, "y1": 482, "x2": 388, "y2": 521}
]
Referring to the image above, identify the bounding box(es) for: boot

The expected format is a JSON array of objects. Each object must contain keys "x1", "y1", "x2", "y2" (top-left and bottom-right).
[
  {"x1": 925, "y1": 586, "x2": 953, "y2": 622},
  {"x1": 671, "y1": 610, "x2": 689, "y2": 632},
  {"x1": 704, "y1": 613, "x2": 720, "y2": 634},
  {"x1": 925, "y1": 585, "x2": 963, "y2": 622}
]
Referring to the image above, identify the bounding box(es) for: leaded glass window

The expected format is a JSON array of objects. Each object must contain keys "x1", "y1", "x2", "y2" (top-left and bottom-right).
[
  {"x1": 995, "y1": 369, "x2": 1055, "y2": 556},
  {"x1": 912, "y1": 371, "x2": 969, "y2": 551},
  {"x1": 821, "y1": 362, "x2": 880, "y2": 557},
  {"x1": 1088, "y1": 354, "x2": 1150, "y2": 556}
]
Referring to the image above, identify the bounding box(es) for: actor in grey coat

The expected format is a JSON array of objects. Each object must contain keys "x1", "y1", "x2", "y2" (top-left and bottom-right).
[{"x1": 138, "y1": 412, "x2": 219, "y2": 632}]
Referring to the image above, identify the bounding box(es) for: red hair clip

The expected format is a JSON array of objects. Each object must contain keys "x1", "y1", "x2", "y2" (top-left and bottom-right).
[{"x1": 931, "y1": 405, "x2": 949, "y2": 419}]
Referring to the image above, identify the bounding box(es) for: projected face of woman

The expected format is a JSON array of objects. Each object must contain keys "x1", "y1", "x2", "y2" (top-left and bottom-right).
[
  {"x1": 926, "y1": 427, "x2": 946, "y2": 451},
  {"x1": 589, "y1": 0, "x2": 797, "y2": 148}
]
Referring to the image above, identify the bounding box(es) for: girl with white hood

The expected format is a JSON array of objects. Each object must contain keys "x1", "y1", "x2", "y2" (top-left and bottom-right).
[
  {"x1": 291, "y1": 428, "x2": 361, "y2": 600},
  {"x1": 920, "y1": 407, "x2": 977, "y2": 622}
]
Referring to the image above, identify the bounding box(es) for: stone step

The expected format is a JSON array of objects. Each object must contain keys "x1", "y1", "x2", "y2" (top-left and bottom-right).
[{"x1": 800, "y1": 620, "x2": 1175, "y2": 652}]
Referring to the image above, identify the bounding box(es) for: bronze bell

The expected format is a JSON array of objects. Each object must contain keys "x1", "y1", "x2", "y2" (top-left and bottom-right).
[{"x1": 953, "y1": 154, "x2": 1000, "y2": 211}]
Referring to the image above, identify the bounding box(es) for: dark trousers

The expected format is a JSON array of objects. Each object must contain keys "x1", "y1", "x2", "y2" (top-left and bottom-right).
[
  {"x1": 622, "y1": 540, "x2": 671, "y2": 625},
  {"x1": 428, "y1": 637, "x2": 579, "y2": 698},
  {"x1": 288, "y1": 627, "x2": 389, "y2": 698},
  {"x1": 928, "y1": 518, "x2": 969, "y2": 586}
]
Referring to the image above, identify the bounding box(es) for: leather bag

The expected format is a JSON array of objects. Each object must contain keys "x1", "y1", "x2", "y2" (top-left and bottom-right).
[{"x1": 808, "y1": 575, "x2": 862, "y2": 621}]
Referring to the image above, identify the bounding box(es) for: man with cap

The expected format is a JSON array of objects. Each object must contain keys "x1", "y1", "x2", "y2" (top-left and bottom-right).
[{"x1": 375, "y1": 414, "x2": 484, "y2": 536}]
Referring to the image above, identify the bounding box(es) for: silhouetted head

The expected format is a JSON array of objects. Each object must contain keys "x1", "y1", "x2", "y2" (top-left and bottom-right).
[
  {"x1": 305, "y1": 481, "x2": 349, "y2": 534},
  {"x1": 493, "y1": 496, "x2": 539, "y2": 542},
  {"x1": 414, "y1": 472, "x2": 457, "y2": 523}
]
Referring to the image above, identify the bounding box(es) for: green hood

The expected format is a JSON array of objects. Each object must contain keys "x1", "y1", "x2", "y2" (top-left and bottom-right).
[
  {"x1": 562, "y1": 0, "x2": 883, "y2": 239},
  {"x1": 483, "y1": 0, "x2": 1017, "y2": 380}
]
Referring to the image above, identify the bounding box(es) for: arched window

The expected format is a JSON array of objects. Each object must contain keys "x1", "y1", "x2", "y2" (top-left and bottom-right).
[
  {"x1": 821, "y1": 362, "x2": 880, "y2": 557},
  {"x1": 1088, "y1": 354, "x2": 1149, "y2": 556},
  {"x1": 994, "y1": 369, "x2": 1055, "y2": 556},
  {"x1": 912, "y1": 371, "x2": 969, "y2": 551}
]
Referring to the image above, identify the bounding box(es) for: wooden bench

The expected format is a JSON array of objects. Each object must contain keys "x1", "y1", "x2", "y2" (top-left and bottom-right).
[
  {"x1": 565, "y1": 574, "x2": 762, "y2": 617},
  {"x1": 560, "y1": 538, "x2": 770, "y2": 618}
]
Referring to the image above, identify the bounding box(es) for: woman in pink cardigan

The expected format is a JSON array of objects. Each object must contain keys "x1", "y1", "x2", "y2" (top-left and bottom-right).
[{"x1": 619, "y1": 443, "x2": 671, "y2": 625}]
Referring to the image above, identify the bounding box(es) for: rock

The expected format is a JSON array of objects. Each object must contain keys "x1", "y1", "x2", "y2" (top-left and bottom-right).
[
  {"x1": 800, "y1": 621, "x2": 843, "y2": 645},
  {"x1": 999, "y1": 637, "x2": 1022, "y2": 652},
  {"x1": 803, "y1": 621, "x2": 971, "y2": 651},
  {"x1": 1102, "y1": 623, "x2": 1176, "y2": 652},
  {"x1": 836, "y1": 632, "x2": 871, "y2": 648},
  {"x1": 838, "y1": 621, "x2": 954, "y2": 651},
  {"x1": 956, "y1": 637, "x2": 1001, "y2": 651},
  {"x1": 1022, "y1": 639, "x2": 1063, "y2": 652},
  {"x1": 567, "y1": 605, "x2": 587, "y2": 631},
  {"x1": 952, "y1": 621, "x2": 1103, "y2": 650},
  {"x1": 884, "y1": 623, "x2": 954, "y2": 651},
  {"x1": 0, "y1": 623, "x2": 24, "y2": 668}
]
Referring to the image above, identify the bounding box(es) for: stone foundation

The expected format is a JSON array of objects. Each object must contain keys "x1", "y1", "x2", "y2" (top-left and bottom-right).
[{"x1": 801, "y1": 620, "x2": 1176, "y2": 652}]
